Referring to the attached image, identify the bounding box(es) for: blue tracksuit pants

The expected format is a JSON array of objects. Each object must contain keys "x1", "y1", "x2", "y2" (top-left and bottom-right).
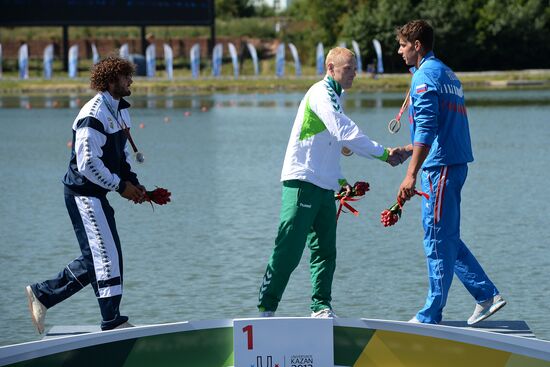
[
  {"x1": 30, "y1": 193, "x2": 128, "y2": 330},
  {"x1": 415, "y1": 164, "x2": 499, "y2": 324}
]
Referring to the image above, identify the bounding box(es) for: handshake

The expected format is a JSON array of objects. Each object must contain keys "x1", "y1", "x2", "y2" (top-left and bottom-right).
[{"x1": 386, "y1": 146, "x2": 412, "y2": 167}]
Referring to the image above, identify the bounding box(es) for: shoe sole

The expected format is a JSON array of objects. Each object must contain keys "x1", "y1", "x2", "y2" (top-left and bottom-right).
[
  {"x1": 467, "y1": 300, "x2": 507, "y2": 326},
  {"x1": 25, "y1": 286, "x2": 44, "y2": 334},
  {"x1": 113, "y1": 322, "x2": 135, "y2": 330}
]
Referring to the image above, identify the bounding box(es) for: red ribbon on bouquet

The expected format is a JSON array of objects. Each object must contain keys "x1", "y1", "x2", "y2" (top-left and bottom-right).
[
  {"x1": 335, "y1": 181, "x2": 370, "y2": 221},
  {"x1": 336, "y1": 196, "x2": 361, "y2": 220}
]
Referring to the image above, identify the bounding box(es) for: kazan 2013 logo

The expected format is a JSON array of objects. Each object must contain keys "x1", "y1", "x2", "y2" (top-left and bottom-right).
[
  {"x1": 252, "y1": 354, "x2": 314, "y2": 367},
  {"x1": 290, "y1": 354, "x2": 314, "y2": 367}
]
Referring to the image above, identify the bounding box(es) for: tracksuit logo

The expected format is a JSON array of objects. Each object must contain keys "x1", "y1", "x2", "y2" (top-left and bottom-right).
[
  {"x1": 259, "y1": 270, "x2": 272, "y2": 299},
  {"x1": 299, "y1": 202, "x2": 312, "y2": 208}
]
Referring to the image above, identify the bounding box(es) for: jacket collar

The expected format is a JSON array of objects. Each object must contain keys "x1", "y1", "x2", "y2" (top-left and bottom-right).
[
  {"x1": 409, "y1": 50, "x2": 435, "y2": 74},
  {"x1": 101, "y1": 91, "x2": 131, "y2": 111},
  {"x1": 324, "y1": 76, "x2": 343, "y2": 97}
]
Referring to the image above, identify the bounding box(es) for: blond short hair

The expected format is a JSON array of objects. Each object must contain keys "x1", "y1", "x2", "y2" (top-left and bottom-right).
[{"x1": 325, "y1": 47, "x2": 356, "y2": 69}]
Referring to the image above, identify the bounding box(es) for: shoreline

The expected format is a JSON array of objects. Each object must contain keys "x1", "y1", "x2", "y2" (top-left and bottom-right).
[{"x1": 1, "y1": 70, "x2": 549, "y2": 95}]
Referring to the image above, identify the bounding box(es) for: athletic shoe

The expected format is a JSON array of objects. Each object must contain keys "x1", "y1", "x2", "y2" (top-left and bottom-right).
[
  {"x1": 408, "y1": 316, "x2": 421, "y2": 323},
  {"x1": 311, "y1": 308, "x2": 338, "y2": 318},
  {"x1": 467, "y1": 295, "x2": 507, "y2": 325},
  {"x1": 259, "y1": 311, "x2": 275, "y2": 317},
  {"x1": 25, "y1": 285, "x2": 47, "y2": 334},
  {"x1": 114, "y1": 321, "x2": 135, "y2": 329}
]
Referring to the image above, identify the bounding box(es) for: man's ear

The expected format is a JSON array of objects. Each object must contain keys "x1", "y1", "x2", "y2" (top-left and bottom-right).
[
  {"x1": 414, "y1": 40, "x2": 422, "y2": 52},
  {"x1": 327, "y1": 62, "x2": 334, "y2": 74}
]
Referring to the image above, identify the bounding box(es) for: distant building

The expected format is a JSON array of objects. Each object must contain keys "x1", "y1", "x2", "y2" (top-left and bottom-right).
[{"x1": 252, "y1": 0, "x2": 292, "y2": 12}]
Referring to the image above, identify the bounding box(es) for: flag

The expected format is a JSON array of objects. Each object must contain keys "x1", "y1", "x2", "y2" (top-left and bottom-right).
[
  {"x1": 163, "y1": 44, "x2": 173, "y2": 80},
  {"x1": 415, "y1": 83, "x2": 428, "y2": 94},
  {"x1": 212, "y1": 43, "x2": 223, "y2": 77},
  {"x1": 68, "y1": 44, "x2": 78, "y2": 78},
  {"x1": 190, "y1": 43, "x2": 200, "y2": 79},
  {"x1": 120, "y1": 44, "x2": 129, "y2": 60},
  {"x1": 228, "y1": 43, "x2": 239, "y2": 78},
  {"x1": 246, "y1": 42, "x2": 259, "y2": 76},
  {"x1": 91, "y1": 43, "x2": 100, "y2": 65},
  {"x1": 351, "y1": 40, "x2": 362, "y2": 74},
  {"x1": 288, "y1": 43, "x2": 301, "y2": 76},
  {"x1": 372, "y1": 39, "x2": 384, "y2": 74},
  {"x1": 18, "y1": 43, "x2": 29, "y2": 79},
  {"x1": 43, "y1": 44, "x2": 54, "y2": 79},
  {"x1": 146, "y1": 43, "x2": 156, "y2": 78},
  {"x1": 316, "y1": 42, "x2": 324, "y2": 75},
  {"x1": 275, "y1": 43, "x2": 285, "y2": 77}
]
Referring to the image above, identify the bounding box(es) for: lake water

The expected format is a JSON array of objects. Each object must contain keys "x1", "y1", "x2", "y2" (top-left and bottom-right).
[{"x1": 1, "y1": 89, "x2": 549, "y2": 346}]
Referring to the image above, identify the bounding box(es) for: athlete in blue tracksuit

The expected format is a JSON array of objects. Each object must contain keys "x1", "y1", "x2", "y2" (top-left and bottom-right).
[
  {"x1": 395, "y1": 20, "x2": 506, "y2": 325},
  {"x1": 25, "y1": 56, "x2": 146, "y2": 333}
]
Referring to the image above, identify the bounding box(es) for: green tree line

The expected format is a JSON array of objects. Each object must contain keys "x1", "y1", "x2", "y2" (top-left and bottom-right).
[
  {"x1": 221, "y1": 0, "x2": 550, "y2": 71},
  {"x1": 2, "y1": 0, "x2": 548, "y2": 73}
]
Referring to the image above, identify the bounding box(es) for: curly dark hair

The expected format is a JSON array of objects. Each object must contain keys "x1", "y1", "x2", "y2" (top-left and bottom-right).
[{"x1": 90, "y1": 56, "x2": 135, "y2": 91}]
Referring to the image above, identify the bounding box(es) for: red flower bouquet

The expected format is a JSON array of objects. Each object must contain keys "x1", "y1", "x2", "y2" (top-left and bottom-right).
[
  {"x1": 137, "y1": 187, "x2": 171, "y2": 209},
  {"x1": 335, "y1": 181, "x2": 370, "y2": 220},
  {"x1": 380, "y1": 190, "x2": 429, "y2": 227},
  {"x1": 146, "y1": 187, "x2": 171, "y2": 205},
  {"x1": 380, "y1": 201, "x2": 402, "y2": 227},
  {"x1": 351, "y1": 181, "x2": 370, "y2": 196},
  {"x1": 335, "y1": 181, "x2": 370, "y2": 200}
]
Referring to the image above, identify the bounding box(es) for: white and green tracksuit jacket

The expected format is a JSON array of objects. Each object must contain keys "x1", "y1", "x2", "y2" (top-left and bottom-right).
[{"x1": 281, "y1": 76, "x2": 388, "y2": 191}]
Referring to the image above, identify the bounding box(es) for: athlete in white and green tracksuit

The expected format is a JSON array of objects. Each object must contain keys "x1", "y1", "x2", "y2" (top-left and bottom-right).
[{"x1": 258, "y1": 74, "x2": 390, "y2": 314}]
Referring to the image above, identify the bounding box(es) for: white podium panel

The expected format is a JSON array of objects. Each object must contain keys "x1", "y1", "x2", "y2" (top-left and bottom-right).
[{"x1": 233, "y1": 318, "x2": 333, "y2": 367}]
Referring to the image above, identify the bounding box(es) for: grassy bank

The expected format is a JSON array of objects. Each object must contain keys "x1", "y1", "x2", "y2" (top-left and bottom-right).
[{"x1": 1, "y1": 70, "x2": 549, "y2": 96}]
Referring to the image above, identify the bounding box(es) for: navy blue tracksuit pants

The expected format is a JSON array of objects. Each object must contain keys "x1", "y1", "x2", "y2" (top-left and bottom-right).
[{"x1": 31, "y1": 193, "x2": 128, "y2": 330}]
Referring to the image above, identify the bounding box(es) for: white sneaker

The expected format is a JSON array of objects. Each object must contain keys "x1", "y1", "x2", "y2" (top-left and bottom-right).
[
  {"x1": 408, "y1": 316, "x2": 421, "y2": 323},
  {"x1": 467, "y1": 295, "x2": 507, "y2": 325},
  {"x1": 25, "y1": 285, "x2": 47, "y2": 334},
  {"x1": 311, "y1": 308, "x2": 338, "y2": 318},
  {"x1": 259, "y1": 310, "x2": 275, "y2": 317}
]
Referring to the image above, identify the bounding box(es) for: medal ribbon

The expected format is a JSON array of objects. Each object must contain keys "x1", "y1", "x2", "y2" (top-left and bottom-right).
[
  {"x1": 101, "y1": 94, "x2": 140, "y2": 155},
  {"x1": 395, "y1": 90, "x2": 410, "y2": 122}
]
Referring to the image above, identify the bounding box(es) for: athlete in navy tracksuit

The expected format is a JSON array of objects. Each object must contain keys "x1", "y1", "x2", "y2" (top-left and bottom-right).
[
  {"x1": 395, "y1": 20, "x2": 506, "y2": 325},
  {"x1": 26, "y1": 57, "x2": 146, "y2": 333}
]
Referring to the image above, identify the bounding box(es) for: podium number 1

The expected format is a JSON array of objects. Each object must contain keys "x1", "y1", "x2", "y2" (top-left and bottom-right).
[{"x1": 243, "y1": 324, "x2": 253, "y2": 350}]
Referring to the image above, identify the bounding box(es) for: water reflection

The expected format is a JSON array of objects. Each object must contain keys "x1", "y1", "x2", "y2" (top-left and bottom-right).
[
  {"x1": 19, "y1": 96, "x2": 30, "y2": 109},
  {"x1": 69, "y1": 94, "x2": 81, "y2": 109},
  {"x1": 146, "y1": 92, "x2": 156, "y2": 109},
  {"x1": 1, "y1": 90, "x2": 549, "y2": 109},
  {"x1": 165, "y1": 96, "x2": 174, "y2": 109}
]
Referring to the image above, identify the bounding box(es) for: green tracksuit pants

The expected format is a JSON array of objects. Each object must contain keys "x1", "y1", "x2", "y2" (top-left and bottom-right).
[{"x1": 258, "y1": 180, "x2": 337, "y2": 313}]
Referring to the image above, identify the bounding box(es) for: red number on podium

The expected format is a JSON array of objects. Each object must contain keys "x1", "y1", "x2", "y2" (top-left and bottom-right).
[{"x1": 243, "y1": 324, "x2": 253, "y2": 350}]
